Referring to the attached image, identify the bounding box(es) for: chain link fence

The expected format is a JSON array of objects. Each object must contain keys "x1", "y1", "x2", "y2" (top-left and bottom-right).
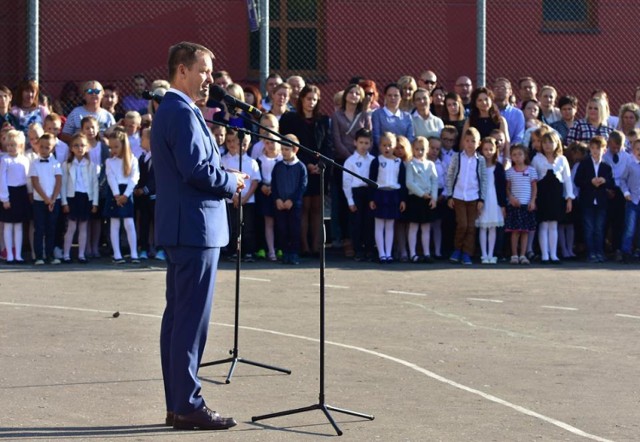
[{"x1": 0, "y1": 0, "x2": 637, "y2": 119}]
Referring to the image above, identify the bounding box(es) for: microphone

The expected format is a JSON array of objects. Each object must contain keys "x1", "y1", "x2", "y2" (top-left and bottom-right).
[
  {"x1": 142, "y1": 90, "x2": 164, "y2": 104},
  {"x1": 210, "y1": 85, "x2": 263, "y2": 119}
]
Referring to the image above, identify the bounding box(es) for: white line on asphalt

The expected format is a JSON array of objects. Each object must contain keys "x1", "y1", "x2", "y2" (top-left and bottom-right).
[
  {"x1": 541, "y1": 305, "x2": 578, "y2": 311},
  {"x1": 0, "y1": 301, "x2": 613, "y2": 442},
  {"x1": 240, "y1": 276, "x2": 271, "y2": 282},
  {"x1": 387, "y1": 290, "x2": 428, "y2": 297},
  {"x1": 467, "y1": 298, "x2": 504, "y2": 303},
  {"x1": 615, "y1": 313, "x2": 640, "y2": 320},
  {"x1": 312, "y1": 283, "x2": 350, "y2": 289}
]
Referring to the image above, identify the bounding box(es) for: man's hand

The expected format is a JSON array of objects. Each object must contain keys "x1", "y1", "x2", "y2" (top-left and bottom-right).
[
  {"x1": 62, "y1": 205, "x2": 70, "y2": 214},
  {"x1": 232, "y1": 172, "x2": 248, "y2": 192}
]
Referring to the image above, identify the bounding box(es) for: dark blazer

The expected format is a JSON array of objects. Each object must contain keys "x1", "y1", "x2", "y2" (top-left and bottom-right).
[
  {"x1": 494, "y1": 162, "x2": 507, "y2": 207},
  {"x1": 574, "y1": 157, "x2": 614, "y2": 207},
  {"x1": 151, "y1": 91, "x2": 237, "y2": 247},
  {"x1": 135, "y1": 153, "x2": 156, "y2": 197}
]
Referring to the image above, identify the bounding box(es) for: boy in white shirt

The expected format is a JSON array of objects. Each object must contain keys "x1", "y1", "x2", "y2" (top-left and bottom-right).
[
  {"x1": 30, "y1": 133, "x2": 62, "y2": 264},
  {"x1": 342, "y1": 128, "x2": 375, "y2": 261}
]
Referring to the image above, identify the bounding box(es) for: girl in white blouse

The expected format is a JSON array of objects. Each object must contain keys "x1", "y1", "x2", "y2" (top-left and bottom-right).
[
  {"x1": 61, "y1": 133, "x2": 99, "y2": 263},
  {"x1": 0, "y1": 130, "x2": 31, "y2": 263},
  {"x1": 104, "y1": 127, "x2": 139, "y2": 264},
  {"x1": 531, "y1": 131, "x2": 574, "y2": 263}
]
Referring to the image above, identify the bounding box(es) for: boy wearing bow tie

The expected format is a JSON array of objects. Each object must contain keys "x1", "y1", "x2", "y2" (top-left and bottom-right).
[{"x1": 30, "y1": 133, "x2": 62, "y2": 264}]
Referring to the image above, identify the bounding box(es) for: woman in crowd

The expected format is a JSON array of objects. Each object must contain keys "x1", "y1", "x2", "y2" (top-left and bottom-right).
[
  {"x1": 280, "y1": 85, "x2": 333, "y2": 256},
  {"x1": 10, "y1": 80, "x2": 49, "y2": 136},
  {"x1": 397, "y1": 75, "x2": 417, "y2": 113},
  {"x1": 463, "y1": 87, "x2": 509, "y2": 142},
  {"x1": 442, "y1": 92, "x2": 466, "y2": 150}
]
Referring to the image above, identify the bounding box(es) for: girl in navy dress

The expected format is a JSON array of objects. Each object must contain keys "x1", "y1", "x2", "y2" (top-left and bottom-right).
[
  {"x1": 104, "y1": 127, "x2": 139, "y2": 264},
  {"x1": 82, "y1": 116, "x2": 109, "y2": 258},
  {"x1": 531, "y1": 131, "x2": 574, "y2": 263},
  {"x1": 61, "y1": 133, "x2": 99, "y2": 263},
  {"x1": 257, "y1": 138, "x2": 282, "y2": 261},
  {"x1": 505, "y1": 144, "x2": 538, "y2": 264},
  {"x1": 369, "y1": 131, "x2": 406, "y2": 263},
  {"x1": 0, "y1": 130, "x2": 30, "y2": 263}
]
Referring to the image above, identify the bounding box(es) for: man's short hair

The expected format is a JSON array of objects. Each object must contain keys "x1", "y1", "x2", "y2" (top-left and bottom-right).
[{"x1": 168, "y1": 42, "x2": 214, "y2": 81}]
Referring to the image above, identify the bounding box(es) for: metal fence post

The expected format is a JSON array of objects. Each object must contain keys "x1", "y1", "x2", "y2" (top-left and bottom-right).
[
  {"x1": 259, "y1": 0, "x2": 269, "y2": 95},
  {"x1": 476, "y1": 0, "x2": 486, "y2": 88},
  {"x1": 27, "y1": 0, "x2": 39, "y2": 81}
]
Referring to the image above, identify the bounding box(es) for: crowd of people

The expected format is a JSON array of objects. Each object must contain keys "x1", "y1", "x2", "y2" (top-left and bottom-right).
[{"x1": 2, "y1": 70, "x2": 640, "y2": 266}]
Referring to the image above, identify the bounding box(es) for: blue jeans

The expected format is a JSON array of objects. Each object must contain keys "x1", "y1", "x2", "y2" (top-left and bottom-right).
[
  {"x1": 33, "y1": 199, "x2": 61, "y2": 260},
  {"x1": 582, "y1": 204, "x2": 606, "y2": 257},
  {"x1": 621, "y1": 200, "x2": 640, "y2": 254}
]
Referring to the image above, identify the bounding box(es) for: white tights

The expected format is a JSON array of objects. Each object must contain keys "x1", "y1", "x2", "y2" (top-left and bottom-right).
[
  {"x1": 110, "y1": 218, "x2": 138, "y2": 260},
  {"x1": 408, "y1": 222, "x2": 431, "y2": 257},
  {"x1": 538, "y1": 221, "x2": 558, "y2": 260},
  {"x1": 64, "y1": 219, "x2": 88, "y2": 260},
  {"x1": 3, "y1": 222, "x2": 23, "y2": 261},
  {"x1": 479, "y1": 226, "x2": 497, "y2": 259},
  {"x1": 374, "y1": 218, "x2": 395, "y2": 258}
]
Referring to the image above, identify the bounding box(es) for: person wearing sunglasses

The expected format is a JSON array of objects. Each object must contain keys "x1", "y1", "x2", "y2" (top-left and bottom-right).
[
  {"x1": 61, "y1": 80, "x2": 115, "y2": 144},
  {"x1": 417, "y1": 70, "x2": 438, "y2": 93}
]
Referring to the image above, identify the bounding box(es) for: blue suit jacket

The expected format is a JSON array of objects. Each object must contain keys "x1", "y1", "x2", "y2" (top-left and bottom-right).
[
  {"x1": 151, "y1": 91, "x2": 236, "y2": 248},
  {"x1": 574, "y1": 157, "x2": 614, "y2": 208}
]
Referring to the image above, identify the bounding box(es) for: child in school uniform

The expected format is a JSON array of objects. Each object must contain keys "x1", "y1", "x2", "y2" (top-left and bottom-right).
[
  {"x1": 61, "y1": 133, "x2": 99, "y2": 263},
  {"x1": 82, "y1": 116, "x2": 110, "y2": 258},
  {"x1": 405, "y1": 136, "x2": 438, "y2": 263},
  {"x1": 574, "y1": 136, "x2": 614, "y2": 263},
  {"x1": 369, "y1": 131, "x2": 407, "y2": 263},
  {"x1": 256, "y1": 137, "x2": 282, "y2": 262},
  {"x1": 427, "y1": 136, "x2": 446, "y2": 259},
  {"x1": 505, "y1": 144, "x2": 538, "y2": 264},
  {"x1": 620, "y1": 139, "x2": 640, "y2": 262},
  {"x1": 124, "y1": 111, "x2": 143, "y2": 158},
  {"x1": 30, "y1": 133, "x2": 62, "y2": 265},
  {"x1": 104, "y1": 127, "x2": 140, "y2": 264},
  {"x1": 221, "y1": 128, "x2": 260, "y2": 262},
  {"x1": 445, "y1": 127, "x2": 487, "y2": 265},
  {"x1": 342, "y1": 128, "x2": 375, "y2": 261},
  {"x1": 0, "y1": 130, "x2": 31, "y2": 263},
  {"x1": 133, "y1": 127, "x2": 162, "y2": 260},
  {"x1": 476, "y1": 137, "x2": 506, "y2": 264},
  {"x1": 43, "y1": 115, "x2": 69, "y2": 260},
  {"x1": 43, "y1": 113, "x2": 69, "y2": 163},
  {"x1": 531, "y1": 131, "x2": 574, "y2": 263},
  {"x1": 271, "y1": 134, "x2": 308, "y2": 265},
  {"x1": 392, "y1": 135, "x2": 412, "y2": 262}
]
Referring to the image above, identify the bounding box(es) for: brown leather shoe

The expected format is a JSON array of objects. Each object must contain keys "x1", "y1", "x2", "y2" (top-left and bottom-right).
[
  {"x1": 165, "y1": 412, "x2": 174, "y2": 426},
  {"x1": 173, "y1": 405, "x2": 237, "y2": 430}
]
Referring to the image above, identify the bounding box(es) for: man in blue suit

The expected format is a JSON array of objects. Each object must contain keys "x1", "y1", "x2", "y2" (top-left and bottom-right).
[{"x1": 152, "y1": 41, "x2": 245, "y2": 431}]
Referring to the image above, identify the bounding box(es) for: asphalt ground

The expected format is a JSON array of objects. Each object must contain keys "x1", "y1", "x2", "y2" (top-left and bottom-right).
[{"x1": 1, "y1": 253, "x2": 639, "y2": 441}]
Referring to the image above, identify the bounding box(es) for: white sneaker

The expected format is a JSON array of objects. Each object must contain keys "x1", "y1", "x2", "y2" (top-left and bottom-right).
[
  {"x1": 50, "y1": 258, "x2": 61, "y2": 265},
  {"x1": 34, "y1": 259, "x2": 45, "y2": 266},
  {"x1": 489, "y1": 257, "x2": 498, "y2": 264},
  {"x1": 481, "y1": 257, "x2": 490, "y2": 264},
  {"x1": 53, "y1": 247, "x2": 63, "y2": 259}
]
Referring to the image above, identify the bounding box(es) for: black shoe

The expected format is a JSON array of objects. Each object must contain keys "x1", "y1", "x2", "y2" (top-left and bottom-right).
[{"x1": 173, "y1": 405, "x2": 237, "y2": 431}]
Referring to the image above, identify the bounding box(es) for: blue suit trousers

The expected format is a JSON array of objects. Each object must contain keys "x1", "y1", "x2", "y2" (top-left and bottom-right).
[{"x1": 160, "y1": 246, "x2": 220, "y2": 414}]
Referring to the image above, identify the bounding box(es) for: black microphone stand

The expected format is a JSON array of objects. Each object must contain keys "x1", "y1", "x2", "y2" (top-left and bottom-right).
[
  {"x1": 199, "y1": 114, "x2": 291, "y2": 383},
  {"x1": 236, "y1": 111, "x2": 376, "y2": 435}
]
